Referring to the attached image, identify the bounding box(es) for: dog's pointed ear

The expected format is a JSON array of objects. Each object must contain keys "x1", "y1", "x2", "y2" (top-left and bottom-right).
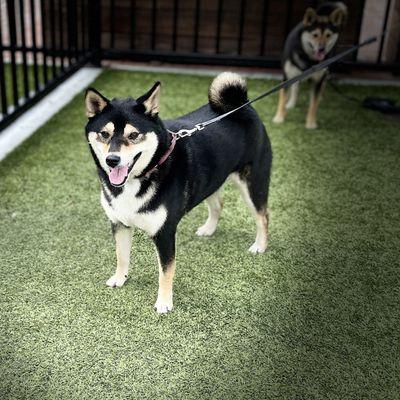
[
  {"x1": 136, "y1": 82, "x2": 161, "y2": 117},
  {"x1": 303, "y1": 7, "x2": 317, "y2": 26},
  {"x1": 85, "y1": 88, "x2": 109, "y2": 118},
  {"x1": 329, "y1": 8, "x2": 346, "y2": 27}
]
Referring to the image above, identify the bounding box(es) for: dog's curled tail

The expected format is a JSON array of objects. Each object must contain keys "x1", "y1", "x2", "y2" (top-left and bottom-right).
[
  {"x1": 208, "y1": 72, "x2": 248, "y2": 114},
  {"x1": 334, "y1": 2, "x2": 348, "y2": 15},
  {"x1": 332, "y1": 2, "x2": 348, "y2": 24}
]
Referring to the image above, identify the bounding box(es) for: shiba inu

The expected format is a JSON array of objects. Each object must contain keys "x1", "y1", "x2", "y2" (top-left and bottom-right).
[
  {"x1": 273, "y1": 2, "x2": 348, "y2": 129},
  {"x1": 84, "y1": 72, "x2": 272, "y2": 313}
]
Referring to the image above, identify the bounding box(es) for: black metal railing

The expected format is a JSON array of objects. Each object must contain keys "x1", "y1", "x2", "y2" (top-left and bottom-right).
[
  {"x1": 100, "y1": 0, "x2": 396, "y2": 69},
  {"x1": 1, "y1": 0, "x2": 399, "y2": 131},
  {"x1": 0, "y1": 0, "x2": 91, "y2": 130}
]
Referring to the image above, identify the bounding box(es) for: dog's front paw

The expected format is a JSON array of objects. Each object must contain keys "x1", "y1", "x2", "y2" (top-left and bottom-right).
[
  {"x1": 106, "y1": 274, "x2": 128, "y2": 288},
  {"x1": 248, "y1": 242, "x2": 267, "y2": 254},
  {"x1": 305, "y1": 120, "x2": 318, "y2": 129},
  {"x1": 154, "y1": 295, "x2": 173, "y2": 314},
  {"x1": 285, "y1": 101, "x2": 296, "y2": 110},
  {"x1": 196, "y1": 223, "x2": 216, "y2": 237},
  {"x1": 273, "y1": 115, "x2": 285, "y2": 124}
]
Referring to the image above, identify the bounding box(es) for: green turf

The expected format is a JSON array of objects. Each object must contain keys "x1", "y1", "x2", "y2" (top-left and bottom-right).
[
  {"x1": 3, "y1": 63, "x2": 60, "y2": 107},
  {"x1": 0, "y1": 69, "x2": 399, "y2": 399}
]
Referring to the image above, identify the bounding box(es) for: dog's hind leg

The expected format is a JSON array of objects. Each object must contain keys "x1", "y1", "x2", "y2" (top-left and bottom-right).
[
  {"x1": 153, "y1": 225, "x2": 176, "y2": 314},
  {"x1": 286, "y1": 82, "x2": 299, "y2": 109},
  {"x1": 106, "y1": 223, "x2": 133, "y2": 287},
  {"x1": 196, "y1": 191, "x2": 223, "y2": 237},
  {"x1": 273, "y1": 88, "x2": 287, "y2": 124},
  {"x1": 230, "y1": 171, "x2": 269, "y2": 254}
]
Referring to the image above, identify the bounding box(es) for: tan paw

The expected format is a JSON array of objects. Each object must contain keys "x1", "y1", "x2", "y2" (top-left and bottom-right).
[
  {"x1": 273, "y1": 115, "x2": 285, "y2": 124},
  {"x1": 154, "y1": 295, "x2": 173, "y2": 314},
  {"x1": 306, "y1": 120, "x2": 318, "y2": 129},
  {"x1": 285, "y1": 101, "x2": 296, "y2": 110},
  {"x1": 248, "y1": 242, "x2": 267, "y2": 254},
  {"x1": 196, "y1": 223, "x2": 217, "y2": 237},
  {"x1": 106, "y1": 274, "x2": 128, "y2": 288}
]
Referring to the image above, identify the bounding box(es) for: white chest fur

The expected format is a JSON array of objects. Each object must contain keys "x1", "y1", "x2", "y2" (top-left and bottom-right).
[{"x1": 101, "y1": 179, "x2": 167, "y2": 237}]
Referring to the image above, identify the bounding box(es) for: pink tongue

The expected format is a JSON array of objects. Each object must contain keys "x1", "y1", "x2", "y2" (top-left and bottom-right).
[
  {"x1": 109, "y1": 165, "x2": 129, "y2": 185},
  {"x1": 316, "y1": 51, "x2": 325, "y2": 61}
]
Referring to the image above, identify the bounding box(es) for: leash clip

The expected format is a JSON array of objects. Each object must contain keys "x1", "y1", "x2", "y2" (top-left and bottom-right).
[
  {"x1": 167, "y1": 122, "x2": 205, "y2": 141},
  {"x1": 172, "y1": 125, "x2": 202, "y2": 139}
]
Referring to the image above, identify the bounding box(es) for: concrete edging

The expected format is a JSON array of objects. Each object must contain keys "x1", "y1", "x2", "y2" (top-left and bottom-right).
[{"x1": 0, "y1": 67, "x2": 102, "y2": 162}]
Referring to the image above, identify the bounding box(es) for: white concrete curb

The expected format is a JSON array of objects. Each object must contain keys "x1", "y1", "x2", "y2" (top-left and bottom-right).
[
  {"x1": 0, "y1": 67, "x2": 102, "y2": 161},
  {"x1": 107, "y1": 63, "x2": 282, "y2": 80},
  {"x1": 108, "y1": 62, "x2": 400, "y2": 86}
]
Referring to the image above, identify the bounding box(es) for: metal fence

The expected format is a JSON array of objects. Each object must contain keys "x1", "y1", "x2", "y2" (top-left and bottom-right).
[
  {"x1": 0, "y1": 0, "x2": 92, "y2": 130},
  {"x1": 1, "y1": 0, "x2": 399, "y2": 131},
  {"x1": 100, "y1": 0, "x2": 399, "y2": 68}
]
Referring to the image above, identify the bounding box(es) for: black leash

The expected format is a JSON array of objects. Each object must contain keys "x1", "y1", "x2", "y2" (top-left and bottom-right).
[
  {"x1": 328, "y1": 79, "x2": 360, "y2": 103},
  {"x1": 170, "y1": 31, "x2": 390, "y2": 139}
]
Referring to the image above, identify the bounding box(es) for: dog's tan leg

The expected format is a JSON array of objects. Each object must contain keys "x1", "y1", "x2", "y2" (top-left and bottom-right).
[
  {"x1": 196, "y1": 190, "x2": 223, "y2": 236},
  {"x1": 153, "y1": 227, "x2": 176, "y2": 313},
  {"x1": 230, "y1": 173, "x2": 269, "y2": 254},
  {"x1": 273, "y1": 88, "x2": 287, "y2": 124},
  {"x1": 251, "y1": 209, "x2": 269, "y2": 254},
  {"x1": 106, "y1": 224, "x2": 133, "y2": 287},
  {"x1": 154, "y1": 257, "x2": 176, "y2": 314},
  {"x1": 306, "y1": 79, "x2": 326, "y2": 129}
]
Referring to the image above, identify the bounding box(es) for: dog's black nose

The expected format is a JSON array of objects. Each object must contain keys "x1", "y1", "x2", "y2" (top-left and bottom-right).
[{"x1": 106, "y1": 154, "x2": 121, "y2": 168}]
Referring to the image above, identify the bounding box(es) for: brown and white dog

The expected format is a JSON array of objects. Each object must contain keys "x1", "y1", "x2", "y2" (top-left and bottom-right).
[{"x1": 273, "y1": 2, "x2": 347, "y2": 129}]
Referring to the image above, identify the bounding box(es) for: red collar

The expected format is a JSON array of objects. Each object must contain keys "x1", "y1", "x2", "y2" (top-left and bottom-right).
[{"x1": 145, "y1": 132, "x2": 177, "y2": 178}]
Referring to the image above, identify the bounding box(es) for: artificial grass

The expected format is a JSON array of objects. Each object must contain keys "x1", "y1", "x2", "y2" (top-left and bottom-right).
[
  {"x1": 3, "y1": 64, "x2": 60, "y2": 107},
  {"x1": 0, "y1": 69, "x2": 399, "y2": 400}
]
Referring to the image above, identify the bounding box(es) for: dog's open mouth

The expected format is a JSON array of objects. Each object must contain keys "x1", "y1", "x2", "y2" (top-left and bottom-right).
[
  {"x1": 315, "y1": 50, "x2": 326, "y2": 61},
  {"x1": 108, "y1": 152, "x2": 142, "y2": 187}
]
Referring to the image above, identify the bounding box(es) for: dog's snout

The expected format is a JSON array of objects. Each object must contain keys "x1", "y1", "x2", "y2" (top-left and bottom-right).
[{"x1": 106, "y1": 154, "x2": 121, "y2": 168}]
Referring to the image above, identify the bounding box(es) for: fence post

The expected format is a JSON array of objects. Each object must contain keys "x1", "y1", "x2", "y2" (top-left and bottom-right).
[
  {"x1": 6, "y1": 0, "x2": 19, "y2": 108},
  {"x1": 88, "y1": 0, "x2": 102, "y2": 66}
]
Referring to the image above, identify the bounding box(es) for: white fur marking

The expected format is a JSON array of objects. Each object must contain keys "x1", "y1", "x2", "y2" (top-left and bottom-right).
[
  {"x1": 88, "y1": 130, "x2": 159, "y2": 183},
  {"x1": 88, "y1": 131, "x2": 110, "y2": 173},
  {"x1": 286, "y1": 82, "x2": 299, "y2": 109},
  {"x1": 301, "y1": 30, "x2": 339, "y2": 62},
  {"x1": 106, "y1": 227, "x2": 132, "y2": 287},
  {"x1": 284, "y1": 60, "x2": 302, "y2": 80},
  {"x1": 101, "y1": 179, "x2": 167, "y2": 236},
  {"x1": 129, "y1": 131, "x2": 158, "y2": 177},
  {"x1": 106, "y1": 275, "x2": 128, "y2": 287},
  {"x1": 209, "y1": 72, "x2": 246, "y2": 106},
  {"x1": 196, "y1": 191, "x2": 223, "y2": 237}
]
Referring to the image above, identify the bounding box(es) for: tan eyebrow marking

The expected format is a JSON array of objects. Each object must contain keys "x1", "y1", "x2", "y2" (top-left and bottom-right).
[
  {"x1": 123, "y1": 123, "x2": 139, "y2": 137},
  {"x1": 101, "y1": 122, "x2": 115, "y2": 134}
]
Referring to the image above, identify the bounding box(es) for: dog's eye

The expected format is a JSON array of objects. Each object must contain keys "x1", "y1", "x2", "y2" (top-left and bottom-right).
[
  {"x1": 326, "y1": 33, "x2": 332, "y2": 39},
  {"x1": 313, "y1": 33, "x2": 319, "y2": 38},
  {"x1": 100, "y1": 131, "x2": 110, "y2": 140},
  {"x1": 128, "y1": 132, "x2": 139, "y2": 141}
]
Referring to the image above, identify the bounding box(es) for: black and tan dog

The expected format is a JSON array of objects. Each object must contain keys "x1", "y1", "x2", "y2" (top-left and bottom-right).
[
  {"x1": 273, "y1": 2, "x2": 347, "y2": 129},
  {"x1": 84, "y1": 73, "x2": 272, "y2": 313}
]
